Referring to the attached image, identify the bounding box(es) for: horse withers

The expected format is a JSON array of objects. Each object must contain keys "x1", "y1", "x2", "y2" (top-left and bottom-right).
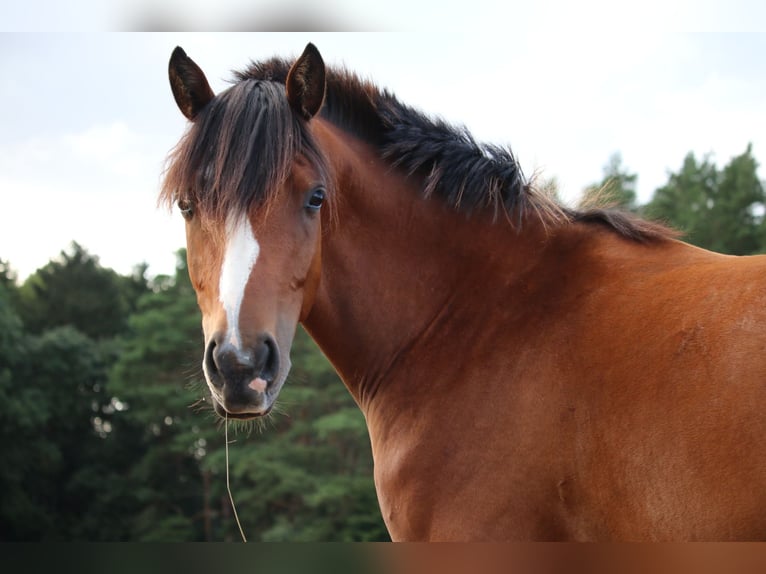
[{"x1": 163, "y1": 43, "x2": 766, "y2": 540}]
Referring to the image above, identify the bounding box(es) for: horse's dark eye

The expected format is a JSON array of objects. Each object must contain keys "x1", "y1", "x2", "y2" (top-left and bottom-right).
[
  {"x1": 178, "y1": 198, "x2": 194, "y2": 220},
  {"x1": 305, "y1": 187, "x2": 326, "y2": 211}
]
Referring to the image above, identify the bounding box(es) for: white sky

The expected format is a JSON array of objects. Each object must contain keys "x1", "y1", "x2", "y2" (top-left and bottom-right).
[{"x1": 1, "y1": 10, "x2": 765, "y2": 280}]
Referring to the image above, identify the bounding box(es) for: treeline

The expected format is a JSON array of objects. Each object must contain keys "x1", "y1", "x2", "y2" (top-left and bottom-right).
[{"x1": 0, "y1": 144, "x2": 764, "y2": 541}]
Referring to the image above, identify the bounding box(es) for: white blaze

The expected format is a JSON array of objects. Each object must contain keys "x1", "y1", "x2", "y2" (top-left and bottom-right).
[{"x1": 219, "y1": 214, "x2": 260, "y2": 349}]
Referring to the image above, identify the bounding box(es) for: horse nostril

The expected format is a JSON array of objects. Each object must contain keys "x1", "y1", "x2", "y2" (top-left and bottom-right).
[
  {"x1": 204, "y1": 337, "x2": 222, "y2": 386},
  {"x1": 253, "y1": 335, "x2": 279, "y2": 383}
]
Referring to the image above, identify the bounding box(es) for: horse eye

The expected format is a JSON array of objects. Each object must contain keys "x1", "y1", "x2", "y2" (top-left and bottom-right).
[
  {"x1": 178, "y1": 198, "x2": 195, "y2": 220},
  {"x1": 305, "y1": 187, "x2": 326, "y2": 211}
]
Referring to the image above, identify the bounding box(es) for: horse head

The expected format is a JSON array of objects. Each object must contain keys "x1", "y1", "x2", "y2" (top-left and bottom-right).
[{"x1": 165, "y1": 44, "x2": 328, "y2": 419}]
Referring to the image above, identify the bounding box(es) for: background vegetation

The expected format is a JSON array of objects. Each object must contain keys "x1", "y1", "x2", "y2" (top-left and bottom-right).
[{"x1": 0, "y1": 145, "x2": 763, "y2": 540}]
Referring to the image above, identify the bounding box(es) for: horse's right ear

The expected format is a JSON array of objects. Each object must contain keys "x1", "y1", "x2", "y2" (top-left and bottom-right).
[
  {"x1": 169, "y1": 46, "x2": 215, "y2": 121},
  {"x1": 286, "y1": 43, "x2": 326, "y2": 120}
]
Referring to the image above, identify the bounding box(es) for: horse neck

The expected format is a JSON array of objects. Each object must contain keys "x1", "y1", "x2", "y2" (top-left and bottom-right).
[{"x1": 302, "y1": 120, "x2": 550, "y2": 411}]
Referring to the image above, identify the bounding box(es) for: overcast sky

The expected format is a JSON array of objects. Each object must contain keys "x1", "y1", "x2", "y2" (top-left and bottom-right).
[{"x1": 1, "y1": 23, "x2": 765, "y2": 279}]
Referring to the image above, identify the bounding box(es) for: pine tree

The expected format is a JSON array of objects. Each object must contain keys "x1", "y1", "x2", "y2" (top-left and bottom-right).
[
  {"x1": 645, "y1": 145, "x2": 765, "y2": 255},
  {"x1": 16, "y1": 242, "x2": 137, "y2": 338}
]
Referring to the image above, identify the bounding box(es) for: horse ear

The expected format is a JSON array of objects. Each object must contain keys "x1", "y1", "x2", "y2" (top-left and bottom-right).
[
  {"x1": 286, "y1": 43, "x2": 326, "y2": 120},
  {"x1": 168, "y1": 46, "x2": 215, "y2": 121}
]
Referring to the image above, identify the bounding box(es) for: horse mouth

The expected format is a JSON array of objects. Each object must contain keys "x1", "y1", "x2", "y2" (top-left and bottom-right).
[{"x1": 212, "y1": 396, "x2": 273, "y2": 420}]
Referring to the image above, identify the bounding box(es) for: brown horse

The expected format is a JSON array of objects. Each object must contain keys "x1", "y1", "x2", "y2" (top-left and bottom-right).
[{"x1": 162, "y1": 43, "x2": 766, "y2": 541}]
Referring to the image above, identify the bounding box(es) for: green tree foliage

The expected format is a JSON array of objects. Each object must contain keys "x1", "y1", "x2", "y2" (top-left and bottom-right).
[
  {"x1": 0, "y1": 318, "x2": 117, "y2": 539},
  {"x1": 16, "y1": 242, "x2": 149, "y2": 339},
  {"x1": 0, "y1": 284, "x2": 41, "y2": 539},
  {"x1": 582, "y1": 152, "x2": 639, "y2": 211},
  {"x1": 0, "y1": 249, "x2": 151, "y2": 541},
  {"x1": 645, "y1": 144, "x2": 765, "y2": 255},
  {"x1": 0, "y1": 259, "x2": 18, "y2": 292},
  {"x1": 107, "y1": 251, "x2": 216, "y2": 541}
]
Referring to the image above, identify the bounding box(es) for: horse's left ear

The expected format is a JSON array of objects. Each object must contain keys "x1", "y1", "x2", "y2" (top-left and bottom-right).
[
  {"x1": 169, "y1": 46, "x2": 215, "y2": 121},
  {"x1": 286, "y1": 43, "x2": 326, "y2": 120}
]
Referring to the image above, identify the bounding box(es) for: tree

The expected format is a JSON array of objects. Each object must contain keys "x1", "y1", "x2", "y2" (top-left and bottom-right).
[
  {"x1": 118, "y1": 262, "x2": 152, "y2": 317},
  {"x1": 711, "y1": 143, "x2": 765, "y2": 254},
  {"x1": 107, "y1": 250, "x2": 214, "y2": 541},
  {"x1": 0, "y1": 253, "x2": 156, "y2": 541},
  {"x1": 0, "y1": 284, "x2": 45, "y2": 539},
  {"x1": 16, "y1": 242, "x2": 137, "y2": 339},
  {"x1": 645, "y1": 145, "x2": 765, "y2": 255},
  {"x1": 581, "y1": 152, "x2": 639, "y2": 211},
  {"x1": 0, "y1": 259, "x2": 17, "y2": 290},
  {"x1": 0, "y1": 259, "x2": 19, "y2": 311},
  {"x1": 0, "y1": 318, "x2": 118, "y2": 540}
]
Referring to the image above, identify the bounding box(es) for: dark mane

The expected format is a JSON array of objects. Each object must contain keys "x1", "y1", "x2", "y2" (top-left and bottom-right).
[
  {"x1": 236, "y1": 56, "x2": 676, "y2": 242},
  {"x1": 236, "y1": 58, "x2": 546, "y2": 222},
  {"x1": 164, "y1": 54, "x2": 675, "y2": 242}
]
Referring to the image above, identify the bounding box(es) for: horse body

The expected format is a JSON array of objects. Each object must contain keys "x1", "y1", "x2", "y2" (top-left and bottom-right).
[
  {"x1": 164, "y1": 44, "x2": 766, "y2": 540},
  {"x1": 302, "y1": 121, "x2": 766, "y2": 540}
]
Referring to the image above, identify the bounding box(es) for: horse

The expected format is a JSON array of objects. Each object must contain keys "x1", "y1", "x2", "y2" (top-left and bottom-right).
[{"x1": 162, "y1": 43, "x2": 766, "y2": 541}]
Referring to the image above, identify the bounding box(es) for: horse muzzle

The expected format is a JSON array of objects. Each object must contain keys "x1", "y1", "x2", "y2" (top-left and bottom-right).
[{"x1": 203, "y1": 332, "x2": 282, "y2": 418}]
